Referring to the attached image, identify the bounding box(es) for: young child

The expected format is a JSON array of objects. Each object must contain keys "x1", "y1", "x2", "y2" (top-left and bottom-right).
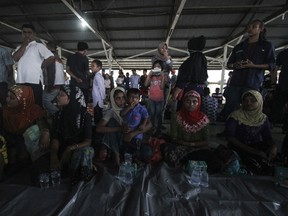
[
  {"x1": 91, "y1": 60, "x2": 106, "y2": 125},
  {"x1": 104, "y1": 73, "x2": 111, "y2": 102},
  {"x1": 120, "y1": 88, "x2": 149, "y2": 154},
  {"x1": 144, "y1": 60, "x2": 166, "y2": 136}
]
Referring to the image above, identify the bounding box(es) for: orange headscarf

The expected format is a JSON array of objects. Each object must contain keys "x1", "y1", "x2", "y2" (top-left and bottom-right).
[{"x1": 3, "y1": 85, "x2": 45, "y2": 135}]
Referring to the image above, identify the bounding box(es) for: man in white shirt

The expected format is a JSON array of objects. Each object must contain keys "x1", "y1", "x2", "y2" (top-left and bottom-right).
[
  {"x1": 12, "y1": 24, "x2": 54, "y2": 107},
  {"x1": 91, "y1": 59, "x2": 105, "y2": 125},
  {"x1": 130, "y1": 69, "x2": 140, "y2": 88}
]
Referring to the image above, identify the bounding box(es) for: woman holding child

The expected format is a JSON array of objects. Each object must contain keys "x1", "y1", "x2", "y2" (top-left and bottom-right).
[{"x1": 96, "y1": 87, "x2": 152, "y2": 165}]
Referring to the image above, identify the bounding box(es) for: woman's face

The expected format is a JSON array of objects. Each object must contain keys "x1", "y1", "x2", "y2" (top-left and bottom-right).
[
  {"x1": 160, "y1": 44, "x2": 168, "y2": 55},
  {"x1": 183, "y1": 96, "x2": 199, "y2": 112},
  {"x1": 114, "y1": 92, "x2": 126, "y2": 108},
  {"x1": 246, "y1": 21, "x2": 262, "y2": 37},
  {"x1": 242, "y1": 94, "x2": 259, "y2": 111},
  {"x1": 6, "y1": 91, "x2": 19, "y2": 107},
  {"x1": 57, "y1": 90, "x2": 70, "y2": 107}
]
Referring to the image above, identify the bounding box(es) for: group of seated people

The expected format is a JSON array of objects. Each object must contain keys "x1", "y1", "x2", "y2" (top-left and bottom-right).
[{"x1": 0, "y1": 82, "x2": 287, "y2": 185}]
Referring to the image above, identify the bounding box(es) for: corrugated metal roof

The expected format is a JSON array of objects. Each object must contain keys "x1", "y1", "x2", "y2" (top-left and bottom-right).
[{"x1": 0, "y1": 0, "x2": 287, "y2": 70}]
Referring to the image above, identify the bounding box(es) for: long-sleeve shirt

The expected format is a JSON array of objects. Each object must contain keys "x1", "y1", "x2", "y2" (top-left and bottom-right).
[
  {"x1": 227, "y1": 39, "x2": 275, "y2": 90},
  {"x1": 92, "y1": 72, "x2": 105, "y2": 108}
]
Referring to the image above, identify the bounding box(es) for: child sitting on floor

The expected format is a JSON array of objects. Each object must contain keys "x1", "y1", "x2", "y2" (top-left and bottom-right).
[{"x1": 120, "y1": 88, "x2": 150, "y2": 158}]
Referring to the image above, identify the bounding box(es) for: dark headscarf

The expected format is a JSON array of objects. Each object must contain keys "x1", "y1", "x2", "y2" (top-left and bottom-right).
[
  {"x1": 54, "y1": 85, "x2": 87, "y2": 139},
  {"x1": 176, "y1": 36, "x2": 208, "y2": 84},
  {"x1": 188, "y1": 35, "x2": 206, "y2": 51}
]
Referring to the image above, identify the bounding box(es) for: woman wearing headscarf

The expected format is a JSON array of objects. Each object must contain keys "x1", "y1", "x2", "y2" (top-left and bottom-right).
[
  {"x1": 152, "y1": 42, "x2": 173, "y2": 126},
  {"x1": 172, "y1": 36, "x2": 208, "y2": 104},
  {"x1": 1, "y1": 85, "x2": 49, "y2": 169},
  {"x1": 96, "y1": 87, "x2": 152, "y2": 165},
  {"x1": 152, "y1": 42, "x2": 173, "y2": 73},
  {"x1": 95, "y1": 87, "x2": 126, "y2": 164},
  {"x1": 162, "y1": 90, "x2": 223, "y2": 172},
  {"x1": 50, "y1": 85, "x2": 94, "y2": 182},
  {"x1": 225, "y1": 90, "x2": 277, "y2": 175},
  {"x1": 171, "y1": 90, "x2": 209, "y2": 146}
]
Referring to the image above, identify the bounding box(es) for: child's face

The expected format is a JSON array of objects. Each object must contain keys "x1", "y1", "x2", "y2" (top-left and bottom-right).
[
  {"x1": 153, "y1": 63, "x2": 161, "y2": 70},
  {"x1": 91, "y1": 62, "x2": 100, "y2": 72},
  {"x1": 128, "y1": 93, "x2": 139, "y2": 105}
]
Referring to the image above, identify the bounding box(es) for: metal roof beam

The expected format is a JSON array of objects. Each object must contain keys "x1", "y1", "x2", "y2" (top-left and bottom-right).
[
  {"x1": 165, "y1": 0, "x2": 186, "y2": 44},
  {"x1": 61, "y1": 0, "x2": 111, "y2": 48}
]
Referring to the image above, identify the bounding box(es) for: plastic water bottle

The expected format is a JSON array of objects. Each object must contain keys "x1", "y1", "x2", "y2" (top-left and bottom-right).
[
  {"x1": 119, "y1": 164, "x2": 133, "y2": 185},
  {"x1": 189, "y1": 167, "x2": 201, "y2": 186},
  {"x1": 200, "y1": 170, "x2": 209, "y2": 187},
  {"x1": 118, "y1": 153, "x2": 134, "y2": 185},
  {"x1": 124, "y1": 153, "x2": 132, "y2": 164}
]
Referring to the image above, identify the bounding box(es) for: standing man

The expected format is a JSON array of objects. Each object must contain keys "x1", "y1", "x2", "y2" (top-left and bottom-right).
[
  {"x1": 130, "y1": 69, "x2": 140, "y2": 89},
  {"x1": 270, "y1": 48, "x2": 288, "y2": 125},
  {"x1": 12, "y1": 24, "x2": 54, "y2": 107},
  {"x1": 139, "y1": 69, "x2": 148, "y2": 100},
  {"x1": 124, "y1": 72, "x2": 130, "y2": 90},
  {"x1": 221, "y1": 19, "x2": 275, "y2": 120},
  {"x1": 66, "y1": 41, "x2": 90, "y2": 103},
  {"x1": 0, "y1": 47, "x2": 14, "y2": 106}
]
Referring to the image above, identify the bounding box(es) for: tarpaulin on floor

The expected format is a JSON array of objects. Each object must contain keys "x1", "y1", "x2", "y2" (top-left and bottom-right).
[{"x1": 0, "y1": 162, "x2": 287, "y2": 216}]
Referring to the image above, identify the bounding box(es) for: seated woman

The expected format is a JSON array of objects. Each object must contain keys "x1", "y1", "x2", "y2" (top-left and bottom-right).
[
  {"x1": 1, "y1": 85, "x2": 49, "y2": 174},
  {"x1": 50, "y1": 85, "x2": 94, "y2": 183},
  {"x1": 225, "y1": 90, "x2": 277, "y2": 175},
  {"x1": 162, "y1": 90, "x2": 223, "y2": 172},
  {"x1": 96, "y1": 87, "x2": 152, "y2": 165},
  {"x1": 95, "y1": 87, "x2": 126, "y2": 165}
]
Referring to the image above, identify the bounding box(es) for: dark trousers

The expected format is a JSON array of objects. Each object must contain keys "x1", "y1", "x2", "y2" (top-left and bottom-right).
[
  {"x1": 92, "y1": 104, "x2": 104, "y2": 146},
  {"x1": 0, "y1": 82, "x2": 8, "y2": 106},
  {"x1": 270, "y1": 86, "x2": 288, "y2": 124}
]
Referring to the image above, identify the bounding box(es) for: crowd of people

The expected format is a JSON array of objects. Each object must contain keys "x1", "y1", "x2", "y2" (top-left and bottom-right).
[{"x1": 0, "y1": 19, "x2": 288, "y2": 185}]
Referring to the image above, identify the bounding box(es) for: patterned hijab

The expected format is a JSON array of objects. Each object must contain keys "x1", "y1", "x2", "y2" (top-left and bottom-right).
[
  {"x1": 177, "y1": 90, "x2": 209, "y2": 132},
  {"x1": 228, "y1": 90, "x2": 266, "y2": 127},
  {"x1": 54, "y1": 85, "x2": 87, "y2": 139},
  {"x1": 3, "y1": 85, "x2": 45, "y2": 135},
  {"x1": 109, "y1": 86, "x2": 126, "y2": 125}
]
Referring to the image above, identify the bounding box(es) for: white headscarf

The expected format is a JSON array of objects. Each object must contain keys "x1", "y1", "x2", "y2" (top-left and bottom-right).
[
  {"x1": 109, "y1": 86, "x2": 126, "y2": 125},
  {"x1": 228, "y1": 90, "x2": 267, "y2": 127}
]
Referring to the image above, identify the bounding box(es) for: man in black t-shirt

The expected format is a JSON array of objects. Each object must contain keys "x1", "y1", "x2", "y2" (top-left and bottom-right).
[{"x1": 66, "y1": 42, "x2": 90, "y2": 102}]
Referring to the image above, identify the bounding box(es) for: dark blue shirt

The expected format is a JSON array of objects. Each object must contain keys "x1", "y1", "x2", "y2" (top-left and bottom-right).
[
  {"x1": 227, "y1": 39, "x2": 275, "y2": 90},
  {"x1": 123, "y1": 103, "x2": 149, "y2": 139}
]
